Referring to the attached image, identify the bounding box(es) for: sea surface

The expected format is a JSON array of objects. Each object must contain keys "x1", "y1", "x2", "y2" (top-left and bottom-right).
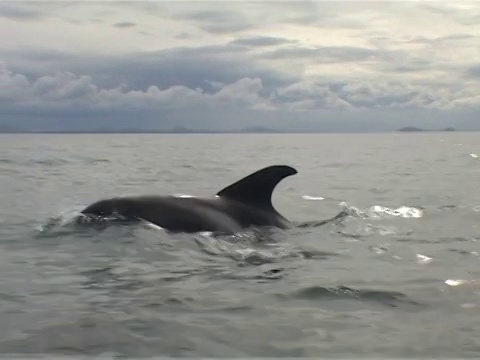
[{"x1": 1, "y1": 133, "x2": 480, "y2": 357}]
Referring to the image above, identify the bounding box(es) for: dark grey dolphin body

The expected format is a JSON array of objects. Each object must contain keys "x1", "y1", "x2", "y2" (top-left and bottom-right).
[{"x1": 80, "y1": 165, "x2": 345, "y2": 234}]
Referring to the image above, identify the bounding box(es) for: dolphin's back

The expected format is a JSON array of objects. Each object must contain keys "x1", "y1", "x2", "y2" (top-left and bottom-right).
[
  {"x1": 131, "y1": 196, "x2": 289, "y2": 233},
  {"x1": 130, "y1": 196, "x2": 245, "y2": 233}
]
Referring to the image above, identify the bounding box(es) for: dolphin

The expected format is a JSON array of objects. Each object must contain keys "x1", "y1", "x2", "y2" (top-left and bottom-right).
[{"x1": 80, "y1": 165, "x2": 346, "y2": 234}]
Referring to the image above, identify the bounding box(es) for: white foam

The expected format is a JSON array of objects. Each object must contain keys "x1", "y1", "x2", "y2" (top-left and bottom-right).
[
  {"x1": 445, "y1": 279, "x2": 469, "y2": 287},
  {"x1": 198, "y1": 231, "x2": 214, "y2": 237},
  {"x1": 395, "y1": 206, "x2": 423, "y2": 218},
  {"x1": 302, "y1": 195, "x2": 325, "y2": 201},
  {"x1": 416, "y1": 254, "x2": 433, "y2": 264},
  {"x1": 234, "y1": 248, "x2": 257, "y2": 257},
  {"x1": 143, "y1": 222, "x2": 164, "y2": 231},
  {"x1": 173, "y1": 193, "x2": 195, "y2": 198},
  {"x1": 369, "y1": 205, "x2": 423, "y2": 218},
  {"x1": 371, "y1": 246, "x2": 388, "y2": 255},
  {"x1": 337, "y1": 202, "x2": 367, "y2": 218},
  {"x1": 379, "y1": 227, "x2": 397, "y2": 235}
]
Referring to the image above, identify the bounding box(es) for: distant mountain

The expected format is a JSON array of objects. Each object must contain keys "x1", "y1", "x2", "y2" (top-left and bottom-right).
[
  {"x1": 0, "y1": 125, "x2": 29, "y2": 133},
  {"x1": 397, "y1": 126, "x2": 425, "y2": 132},
  {"x1": 0, "y1": 125, "x2": 285, "y2": 134},
  {"x1": 0, "y1": 123, "x2": 460, "y2": 134},
  {"x1": 17, "y1": 127, "x2": 223, "y2": 134},
  {"x1": 397, "y1": 126, "x2": 455, "y2": 132},
  {"x1": 241, "y1": 126, "x2": 281, "y2": 133}
]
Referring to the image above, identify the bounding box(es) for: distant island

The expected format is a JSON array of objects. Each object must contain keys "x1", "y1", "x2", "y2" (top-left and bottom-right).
[
  {"x1": 397, "y1": 126, "x2": 455, "y2": 132},
  {"x1": 0, "y1": 125, "x2": 284, "y2": 134},
  {"x1": 0, "y1": 124, "x2": 463, "y2": 134},
  {"x1": 0, "y1": 125, "x2": 26, "y2": 133}
]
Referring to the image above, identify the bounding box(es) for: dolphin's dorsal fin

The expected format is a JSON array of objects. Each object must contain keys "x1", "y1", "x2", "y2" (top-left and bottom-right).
[{"x1": 216, "y1": 165, "x2": 297, "y2": 211}]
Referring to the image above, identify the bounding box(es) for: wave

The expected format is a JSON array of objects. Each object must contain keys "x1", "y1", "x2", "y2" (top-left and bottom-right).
[
  {"x1": 340, "y1": 203, "x2": 423, "y2": 219},
  {"x1": 279, "y1": 285, "x2": 422, "y2": 308}
]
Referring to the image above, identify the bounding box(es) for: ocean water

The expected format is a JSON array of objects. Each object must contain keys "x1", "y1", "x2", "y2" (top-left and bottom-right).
[{"x1": 1, "y1": 132, "x2": 480, "y2": 357}]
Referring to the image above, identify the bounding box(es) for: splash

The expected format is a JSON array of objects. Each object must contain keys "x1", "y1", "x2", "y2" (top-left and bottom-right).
[
  {"x1": 36, "y1": 205, "x2": 143, "y2": 237},
  {"x1": 302, "y1": 195, "x2": 325, "y2": 201},
  {"x1": 416, "y1": 254, "x2": 433, "y2": 264},
  {"x1": 338, "y1": 203, "x2": 423, "y2": 219},
  {"x1": 36, "y1": 208, "x2": 85, "y2": 233},
  {"x1": 192, "y1": 229, "x2": 311, "y2": 265},
  {"x1": 368, "y1": 205, "x2": 423, "y2": 219},
  {"x1": 445, "y1": 279, "x2": 470, "y2": 286},
  {"x1": 142, "y1": 222, "x2": 165, "y2": 231},
  {"x1": 173, "y1": 193, "x2": 195, "y2": 198}
]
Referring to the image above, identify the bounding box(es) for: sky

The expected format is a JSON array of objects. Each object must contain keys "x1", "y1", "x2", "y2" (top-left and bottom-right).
[{"x1": 1, "y1": 1, "x2": 480, "y2": 132}]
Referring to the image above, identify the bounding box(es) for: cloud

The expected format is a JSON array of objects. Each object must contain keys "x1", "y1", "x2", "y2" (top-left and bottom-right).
[
  {"x1": 230, "y1": 36, "x2": 297, "y2": 48},
  {"x1": 174, "y1": 9, "x2": 254, "y2": 34},
  {"x1": 0, "y1": 64, "x2": 30, "y2": 100},
  {"x1": 1, "y1": 1, "x2": 480, "y2": 131},
  {"x1": 0, "y1": 63, "x2": 273, "y2": 114},
  {"x1": 0, "y1": 43, "x2": 299, "y2": 96},
  {"x1": 467, "y1": 65, "x2": 480, "y2": 78},
  {"x1": 275, "y1": 82, "x2": 353, "y2": 111},
  {"x1": 263, "y1": 45, "x2": 389, "y2": 63},
  {"x1": 174, "y1": 31, "x2": 194, "y2": 40},
  {"x1": 113, "y1": 22, "x2": 136, "y2": 28},
  {"x1": 418, "y1": 3, "x2": 480, "y2": 26},
  {"x1": 2, "y1": 61, "x2": 480, "y2": 119},
  {"x1": 0, "y1": 3, "x2": 44, "y2": 21},
  {"x1": 403, "y1": 34, "x2": 476, "y2": 45}
]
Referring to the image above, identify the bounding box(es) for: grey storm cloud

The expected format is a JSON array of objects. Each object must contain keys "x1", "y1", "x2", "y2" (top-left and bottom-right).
[
  {"x1": 0, "y1": 64, "x2": 270, "y2": 113},
  {"x1": 2, "y1": 55, "x2": 479, "y2": 117},
  {"x1": 1, "y1": 59, "x2": 479, "y2": 132},
  {"x1": 1, "y1": 34, "x2": 480, "y2": 119},
  {"x1": 0, "y1": 43, "x2": 300, "y2": 94}
]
